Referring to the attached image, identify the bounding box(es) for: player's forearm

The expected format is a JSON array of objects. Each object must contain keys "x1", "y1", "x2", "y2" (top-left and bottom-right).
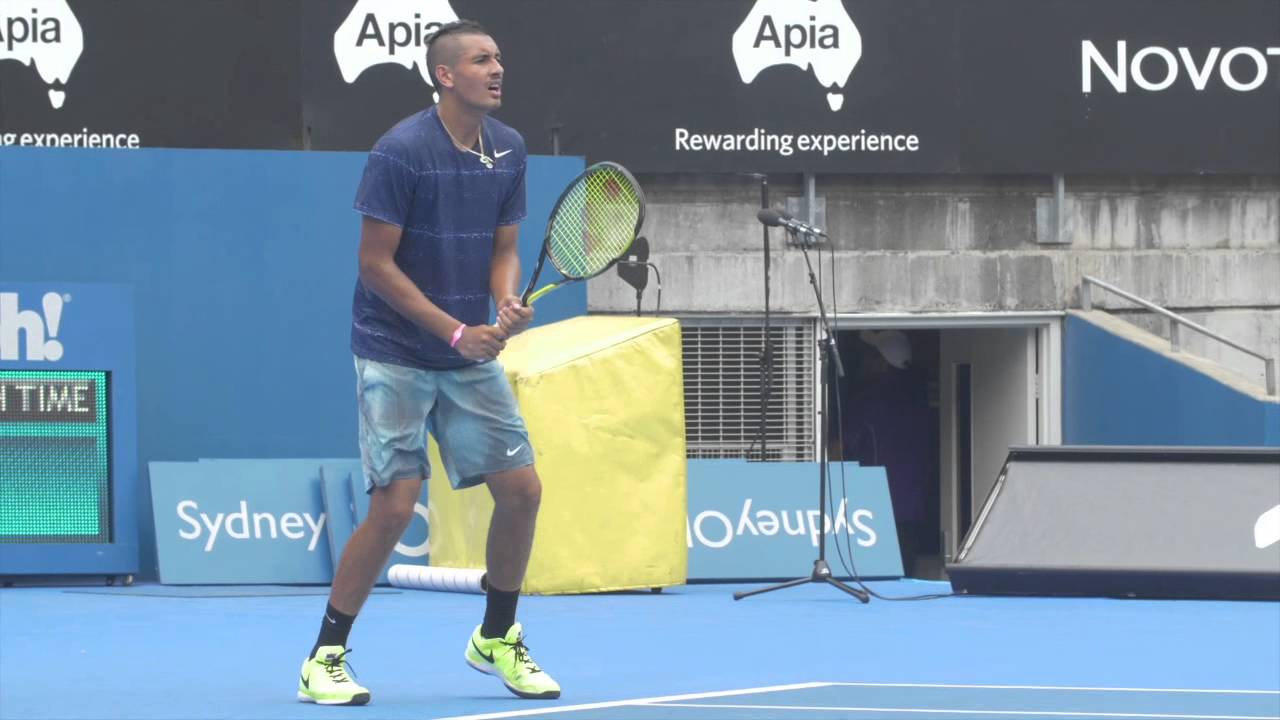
[
  {"x1": 490, "y1": 249, "x2": 521, "y2": 306},
  {"x1": 360, "y1": 258, "x2": 464, "y2": 341}
]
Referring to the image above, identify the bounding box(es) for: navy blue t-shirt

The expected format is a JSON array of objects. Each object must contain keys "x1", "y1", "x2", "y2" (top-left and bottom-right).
[{"x1": 351, "y1": 107, "x2": 527, "y2": 369}]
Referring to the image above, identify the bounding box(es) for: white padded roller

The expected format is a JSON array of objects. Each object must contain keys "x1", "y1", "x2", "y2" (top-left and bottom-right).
[{"x1": 388, "y1": 564, "x2": 486, "y2": 594}]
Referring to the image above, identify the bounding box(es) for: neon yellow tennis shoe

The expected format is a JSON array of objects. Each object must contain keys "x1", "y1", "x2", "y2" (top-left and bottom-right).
[
  {"x1": 297, "y1": 646, "x2": 371, "y2": 705},
  {"x1": 464, "y1": 623, "x2": 561, "y2": 699}
]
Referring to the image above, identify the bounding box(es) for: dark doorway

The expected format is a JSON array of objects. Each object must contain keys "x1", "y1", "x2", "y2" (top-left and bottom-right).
[{"x1": 829, "y1": 329, "x2": 942, "y2": 578}]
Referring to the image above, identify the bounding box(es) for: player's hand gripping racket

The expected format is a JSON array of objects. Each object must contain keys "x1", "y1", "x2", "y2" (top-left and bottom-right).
[{"x1": 520, "y1": 161, "x2": 645, "y2": 305}]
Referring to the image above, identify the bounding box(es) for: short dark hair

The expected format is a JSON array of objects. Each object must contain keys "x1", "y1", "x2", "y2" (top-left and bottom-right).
[{"x1": 426, "y1": 19, "x2": 490, "y2": 86}]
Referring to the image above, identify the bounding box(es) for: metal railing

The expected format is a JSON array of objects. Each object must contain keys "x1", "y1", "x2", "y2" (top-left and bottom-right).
[{"x1": 1081, "y1": 275, "x2": 1277, "y2": 396}]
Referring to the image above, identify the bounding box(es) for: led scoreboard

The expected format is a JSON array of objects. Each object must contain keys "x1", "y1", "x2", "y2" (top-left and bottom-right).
[
  {"x1": 1, "y1": 370, "x2": 112, "y2": 544},
  {"x1": 0, "y1": 284, "x2": 138, "y2": 579}
]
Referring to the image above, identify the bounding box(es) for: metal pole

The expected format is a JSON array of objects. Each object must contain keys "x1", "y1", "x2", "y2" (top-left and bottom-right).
[
  {"x1": 760, "y1": 175, "x2": 770, "y2": 461},
  {"x1": 1054, "y1": 174, "x2": 1066, "y2": 245}
]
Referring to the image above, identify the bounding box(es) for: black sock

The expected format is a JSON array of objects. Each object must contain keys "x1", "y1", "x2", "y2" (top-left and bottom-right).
[
  {"x1": 481, "y1": 584, "x2": 520, "y2": 639},
  {"x1": 312, "y1": 603, "x2": 356, "y2": 658}
]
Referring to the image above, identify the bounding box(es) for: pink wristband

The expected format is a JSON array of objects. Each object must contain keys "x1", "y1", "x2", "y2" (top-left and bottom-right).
[{"x1": 449, "y1": 323, "x2": 466, "y2": 348}]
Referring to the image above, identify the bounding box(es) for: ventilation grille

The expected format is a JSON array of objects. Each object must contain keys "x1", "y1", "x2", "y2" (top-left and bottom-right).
[{"x1": 680, "y1": 319, "x2": 815, "y2": 461}]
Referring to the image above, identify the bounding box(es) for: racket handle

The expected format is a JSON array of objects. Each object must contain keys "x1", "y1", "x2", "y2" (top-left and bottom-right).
[
  {"x1": 493, "y1": 293, "x2": 534, "y2": 333},
  {"x1": 524, "y1": 284, "x2": 557, "y2": 305}
]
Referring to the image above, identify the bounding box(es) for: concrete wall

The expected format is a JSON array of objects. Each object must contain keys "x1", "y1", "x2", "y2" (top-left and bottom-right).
[{"x1": 591, "y1": 174, "x2": 1280, "y2": 386}]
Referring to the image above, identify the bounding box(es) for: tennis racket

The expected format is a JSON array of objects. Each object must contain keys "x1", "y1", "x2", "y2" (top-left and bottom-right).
[{"x1": 520, "y1": 161, "x2": 645, "y2": 305}]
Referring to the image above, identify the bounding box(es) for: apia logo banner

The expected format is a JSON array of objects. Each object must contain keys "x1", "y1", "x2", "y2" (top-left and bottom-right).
[
  {"x1": 0, "y1": 290, "x2": 66, "y2": 362},
  {"x1": 732, "y1": 0, "x2": 862, "y2": 111},
  {"x1": 686, "y1": 460, "x2": 903, "y2": 580},
  {"x1": 333, "y1": 0, "x2": 458, "y2": 92},
  {"x1": 0, "y1": 0, "x2": 83, "y2": 109}
]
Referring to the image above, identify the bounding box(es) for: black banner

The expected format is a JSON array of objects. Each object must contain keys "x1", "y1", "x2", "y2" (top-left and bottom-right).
[
  {"x1": 0, "y1": 1, "x2": 302, "y2": 150},
  {"x1": 3, "y1": 0, "x2": 1276, "y2": 172}
]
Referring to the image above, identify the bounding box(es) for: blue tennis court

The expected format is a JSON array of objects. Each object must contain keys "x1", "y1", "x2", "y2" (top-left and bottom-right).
[{"x1": 2, "y1": 580, "x2": 1276, "y2": 720}]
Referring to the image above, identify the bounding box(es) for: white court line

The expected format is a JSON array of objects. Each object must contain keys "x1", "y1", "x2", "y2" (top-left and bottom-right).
[
  {"x1": 652, "y1": 703, "x2": 1277, "y2": 720},
  {"x1": 826, "y1": 682, "x2": 1280, "y2": 696},
  {"x1": 432, "y1": 682, "x2": 833, "y2": 720},
  {"x1": 432, "y1": 681, "x2": 1280, "y2": 720}
]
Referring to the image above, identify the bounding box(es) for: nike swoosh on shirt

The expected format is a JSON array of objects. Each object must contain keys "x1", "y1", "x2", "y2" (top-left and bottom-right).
[
  {"x1": 506, "y1": 444, "x2": 525, "y2": 457},
  {"x1": 493, "y1": 149, "x2": 513, "y2": 159}
]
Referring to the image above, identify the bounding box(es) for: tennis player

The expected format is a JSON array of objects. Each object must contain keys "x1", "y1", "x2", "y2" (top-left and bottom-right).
[{"x1": 296, "y1": 19, "x2": 560, "y2": 705}]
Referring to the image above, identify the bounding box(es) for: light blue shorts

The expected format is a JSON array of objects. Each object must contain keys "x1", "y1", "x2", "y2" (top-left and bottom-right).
[{"x1": 354, "y1": 356, "x2": 534, "y2": 492}]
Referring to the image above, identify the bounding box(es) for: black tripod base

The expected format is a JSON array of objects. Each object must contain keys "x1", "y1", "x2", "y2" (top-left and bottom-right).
[{"x1": 732, "y1": 559, "x2": 870, "y2": 603}]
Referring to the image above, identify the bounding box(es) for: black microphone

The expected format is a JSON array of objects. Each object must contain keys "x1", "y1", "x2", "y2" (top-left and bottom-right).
[
  {"x1": 756, "y1": 208, "x2": 827, "y2": 238},
  {"x1": 616, "y1": 235, "x2": 650, "y2": 292}
]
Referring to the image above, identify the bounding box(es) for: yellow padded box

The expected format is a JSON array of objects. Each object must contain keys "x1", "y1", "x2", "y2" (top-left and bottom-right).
[{"x1": 427, "y1": 315, "x2": 687, "y2": 594}]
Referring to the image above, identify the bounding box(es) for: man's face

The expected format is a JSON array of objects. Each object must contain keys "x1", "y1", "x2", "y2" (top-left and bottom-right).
[{"x1": 439, "y1": 33, "x2": 504, "y2": 112}]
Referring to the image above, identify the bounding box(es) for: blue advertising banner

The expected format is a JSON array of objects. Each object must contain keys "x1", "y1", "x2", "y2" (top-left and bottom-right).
[
  {"x1": 149, "y1": 458, "x2": 430, "y2": 584},
  {"x1": 150, "y1": 460, "x2": 334, "y2": 584},
  {"x1": 320, "y1": 459, "x2": 431, "y2": 583},
  {"x1": 319, "y1": 463, "x2": 361, "y2": 574},
  {"x1": 687, "y1": 460, "x2": 903, "y2": 580},
  {"x1": 149, "y1": 456, "x2": 898, "y2": 584},
  {"x1": 0, "y1": 282, "x2": 139, "y2": 576}
]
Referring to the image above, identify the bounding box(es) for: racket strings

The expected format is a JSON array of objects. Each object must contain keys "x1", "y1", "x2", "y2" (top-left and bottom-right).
[{"x1": 547, "y1": 168, "x2": 641, "y2": 278}]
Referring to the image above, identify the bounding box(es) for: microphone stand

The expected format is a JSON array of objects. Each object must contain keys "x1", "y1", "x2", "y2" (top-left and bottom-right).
[
  {"x1": 759, "y1": 175, "x2": 772, "y2": 462},
  {"x1": 734, "y1": 226, "x2": 869, "y2": 603}
]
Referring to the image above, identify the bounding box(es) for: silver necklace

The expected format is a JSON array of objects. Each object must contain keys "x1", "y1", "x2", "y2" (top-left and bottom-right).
[{"x1": 441, "y1": 118, "x2": 492, "y2": 169}]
